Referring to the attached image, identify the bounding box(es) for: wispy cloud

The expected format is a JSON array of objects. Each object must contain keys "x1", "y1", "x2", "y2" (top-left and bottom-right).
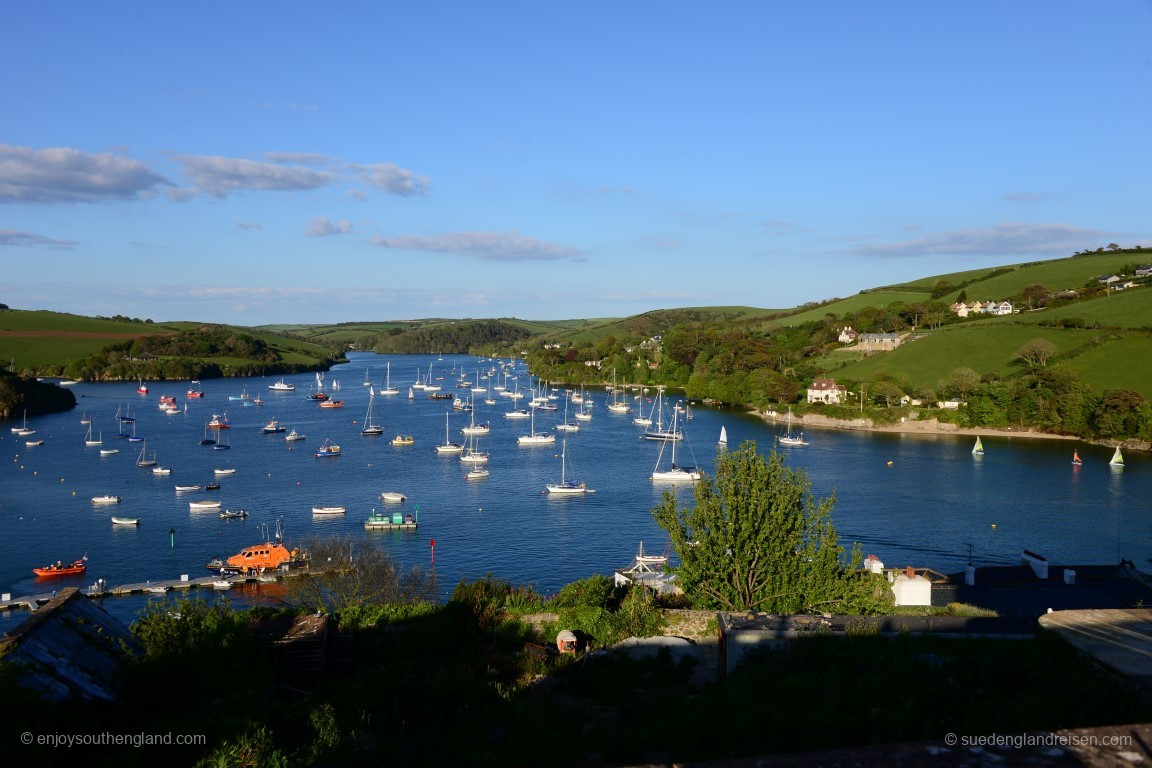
[
  {"x1": 235, "y1": 221, "x2": 264, "y2": 230},
  {"x1": 306, "y1": 216, "x2": 353, "y2": 237},
  {"x1": 371, "y1": 230, "x2": 584, "y2": 262},
  {"x1": 761, "y1": 220, "x2": 798, "y2": 237},
  {"x1": 352, "y1": 162, "x2": 430, "y2": 196},
  {"x1": 264, "y1": 152, "x2": 334, "y2": 166},
  {"x1": 174, "y1": 155, "x2": 337, "y2": 198},
  {"x1": 0, "y1": 144, "x2": 172, "y2": 204},
  {"x1": 842, "y1": 222, "x2": 1108, "y2": 258},
  {"x1": 0, "y1": 228, "x2": 76, "y2": 248}
]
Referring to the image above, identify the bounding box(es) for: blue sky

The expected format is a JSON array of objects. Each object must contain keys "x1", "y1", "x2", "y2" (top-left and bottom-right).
[{"x1": 2, "y1": 2, "x2": 1150, "y2": 326}]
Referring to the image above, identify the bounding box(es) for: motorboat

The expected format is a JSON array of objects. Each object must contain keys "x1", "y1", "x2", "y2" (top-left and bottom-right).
[
  {"x1": 91, "y1": 495, "x2": 121, "y2": 504},
  {"x1": 311, "y1": 506, "x2": 347, "y2": 515}
]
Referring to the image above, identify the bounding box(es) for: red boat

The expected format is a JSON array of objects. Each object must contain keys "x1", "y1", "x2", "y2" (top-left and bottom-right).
[
  {"x1": 34, "y1": 558, "x2": 87, "y2": 577},
  {"x1": 160, "y1": 395, "x2": 177, "y2": 404},
  {"x1": 319, "y1": 400, "x2": 344, "y2": 408}
]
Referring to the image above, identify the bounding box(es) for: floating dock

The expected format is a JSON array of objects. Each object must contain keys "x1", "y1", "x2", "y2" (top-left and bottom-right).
[{"x1": 0, "y1": 572, "x2": 269, "y2": 613}]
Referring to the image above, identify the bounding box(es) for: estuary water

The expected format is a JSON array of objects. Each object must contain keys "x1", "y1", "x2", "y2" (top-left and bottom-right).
[{"x1": 2, "y1": 352, "x2": 1149, "y2": 625}]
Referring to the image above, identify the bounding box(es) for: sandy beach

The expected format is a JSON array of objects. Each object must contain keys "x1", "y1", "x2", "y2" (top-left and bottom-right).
[{"x1": 757, "y1": 410, "x2": 1080, "y2": 442}]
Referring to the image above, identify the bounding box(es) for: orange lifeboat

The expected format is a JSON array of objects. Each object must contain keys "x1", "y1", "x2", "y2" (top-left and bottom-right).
[
  {"x1": 224, "y1": 541, "x2": 297, "y2": 572},
  {"x1": 34, "y1": 558, "x2": 87, "y2": 577}
]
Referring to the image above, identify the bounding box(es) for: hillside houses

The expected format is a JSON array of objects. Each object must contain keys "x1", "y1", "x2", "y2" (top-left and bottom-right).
[{"x1": 949, "y1": 300, "x2": 1014, "y2": 317}]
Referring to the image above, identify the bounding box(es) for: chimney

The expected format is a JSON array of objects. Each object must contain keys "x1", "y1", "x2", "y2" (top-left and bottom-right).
[{"x1": 905, "y1": 565, "x2": 916, "y2": 579}]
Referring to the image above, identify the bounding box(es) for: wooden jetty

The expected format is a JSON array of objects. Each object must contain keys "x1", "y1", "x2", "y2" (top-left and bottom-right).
[{"x1": 0, "y1": 572, "x2": 274, "y2": 613}]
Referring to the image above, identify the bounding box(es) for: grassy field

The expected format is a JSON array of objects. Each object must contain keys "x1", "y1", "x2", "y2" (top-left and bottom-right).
[
  {"x1": 0, "y1": 310, "x2": 180, "y2": 369},
  {"x1": 761, "y1": 291, "x2": 931, "y2": 329},
  {"x1": 0, "y1": 309, "x2": 174, "y2": 334},
  {"x1": 1057, "y1": 333, "x2": 1152, "y2": 396},
  {"x1": 828, "y1": 324, "x2": 1103, "y2": 388},
  {"x1": 1009, "y1": 286, "x2": 1152, "y2": 328},
  {"x1": 938, "y1": 252, "x2": 1144, "y2": 303},
  {"x1": 0, "y1": 311, "x2": 334, "y2": 372}
]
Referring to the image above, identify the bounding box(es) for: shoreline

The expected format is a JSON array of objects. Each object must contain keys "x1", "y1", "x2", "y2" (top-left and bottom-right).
[{"x1": 754, "y1": 410, "x2": 1081, "y2": 444}]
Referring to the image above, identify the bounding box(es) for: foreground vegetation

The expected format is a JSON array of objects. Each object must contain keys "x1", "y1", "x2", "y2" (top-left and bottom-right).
[{"x1": 4, "y1": 584, "x2": 1148, "y2": 767}]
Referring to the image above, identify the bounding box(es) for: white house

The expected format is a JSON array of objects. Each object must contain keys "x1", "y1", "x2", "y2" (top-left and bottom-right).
[
  {"x1": 837, "y1": 327, "x2": 858, "y2": 344},
  {"x1": 807, "y1": 378, "x2": 847, "y2": 404}
]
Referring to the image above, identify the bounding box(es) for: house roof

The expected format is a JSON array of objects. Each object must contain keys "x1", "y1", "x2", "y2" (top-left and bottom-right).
[{"x1": 0, "y1": 588, "x2": 139, "y2": 701}]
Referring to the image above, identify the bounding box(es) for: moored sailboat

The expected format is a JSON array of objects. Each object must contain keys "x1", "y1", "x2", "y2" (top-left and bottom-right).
[
  {"x1": 972, "y1": 436, "x2": 984, "y2": 455},
  {"x1": 777, "y1": 407, "x2": 807, "y2": 447},
  {"x1": 546, "y1": 438, "x2": 593, "y2": 494}
]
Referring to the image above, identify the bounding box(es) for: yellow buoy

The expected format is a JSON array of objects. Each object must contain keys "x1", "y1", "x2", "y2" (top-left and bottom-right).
[{"x1": 886, "y1": 460, "x2": 893, "y2": 466}]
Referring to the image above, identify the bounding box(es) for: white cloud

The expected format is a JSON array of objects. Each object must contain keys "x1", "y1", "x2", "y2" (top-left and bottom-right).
[
  {"x1": 236, "y1": 221, "x2": 264, "y2": 230},
  {"x1": 306, "y1": 216, "x2": 353, "y2": 237},
  {"x1": 0, "y1": 144, "x2": 172, "y2": 204},
  {"x1": 174, "y1": 154, "x2": 337, "y2": 198},
  {"x1": 352, "y1": 162, "x2": 430, "y2": 196},
  {"x1": 0, "y1": 229, "x2": 76, "y2": 248},
  {"x1": 842, "y1": 222, "x2": 1109, "y2": 258},
  {"x1": 371, "y1": 230, "x2": 584, "y2": 262}
]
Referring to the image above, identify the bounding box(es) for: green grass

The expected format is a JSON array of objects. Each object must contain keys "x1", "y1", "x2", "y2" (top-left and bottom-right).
[
  {"x1": 939, "y1": 252, "x2": 1146, "y2": 303},
  {"x1": 0, "y1": 309, "x2": 174, "y2": 334},
  {"x1": 761, "y1": 291, "x2": 931, "y2": 330},
  {"x1": 829, "y1": 324, "x2": 1101, "y2": 387},
  {"x1": 1058, "y1": 333, "x2": 1152, "y2": 397},
  {"x1": 1011, "y1": 286, "x2": 1152, "y2": 329}
]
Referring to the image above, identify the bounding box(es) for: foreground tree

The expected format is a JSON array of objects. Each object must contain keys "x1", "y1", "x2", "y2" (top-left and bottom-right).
[
  {"x1": 284, "y1": 535, "x2": 435, "y2": 613},
  {"x1": 652, "y1": 442, "x2": 887, "y2": 614}
]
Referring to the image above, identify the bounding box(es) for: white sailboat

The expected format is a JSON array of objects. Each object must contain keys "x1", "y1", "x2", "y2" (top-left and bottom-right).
[
  {"x1": 13, "y1": 409, "x2": 35, "y2": 436},
  {"x1": 361, "y1": 389, "x2": 384, "y2": 435},
  {"x1": 460, "y1": 432, "x2": 489, "y2": 464},
  {"x1": 644, "y1": 390, "x2": 682, "y2": 441},
  {"x1": 972, "y1": 436, "x2": 984, "y2": 455},
  {"x1": 517, "y1": 405, "x2": 555, "y2": 445},
  {"x1": 574, "y1": 385, "x2": 592, "y2": 421},
  {"x1": 556, "y1": 393, "x2": 580, "y2": 432},
  {"x1": 435, "y1": 412, "x2": 463, "y2": 454},
  {"x1": 546, "y1": 438, "x2": 593, "y2": 494},
  {"x1": 632, "y1": 391, "x2": 652, "y2": 426},
  {"x1": 777, "y1": 408, "x2": 808, "y2": 446},
  {"x1": 461, "y1": 401, "x2": 490, "y2": 435},
  {"x1": 606, "y1": 371, "x2": 632, "y2": 413},
  {"x1": 379, "y1": 362, "x2": 400, "y2": 396},
  {"x1": 136, "y1": 441, "x2": 157, "y2": 467},
  {"x1": 1110, "y1": 446, "x2": 1124, "y2": 467},
  {"x1": 84, "y1": 423, "x2": 103, "y2": 446},
  {"x1": 718, "y1": 426, "x2": 728, "y2": 447},
  {"x1": 651, "y1": 410, "x2": 699, "y2": 482}
]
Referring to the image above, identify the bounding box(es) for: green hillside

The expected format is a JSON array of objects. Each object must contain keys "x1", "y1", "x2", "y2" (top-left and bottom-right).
[
  {"x1": 1010, "y1": 286, "x2": 1152, "y2": 329},
  {"x1": 761, "y1": 292, "x2": 930, "y2": 330},
  {"x1": 828, "y1": 323, "x2": 1098, "y2": 385},
  {"x1": 0, "y1": 311, "x2": 338, "y2": 377},
  {"x1": 826, "y1": 321, "x2": 1152, "y2": 400},
  {"x1": 939, "y1": 252, "x2": 1142, "y2": 303}
]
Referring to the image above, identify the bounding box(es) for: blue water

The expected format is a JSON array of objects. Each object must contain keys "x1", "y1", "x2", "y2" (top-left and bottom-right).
[{"x1": 2, "y1": 352, "x2": 1150, "y2": 626}]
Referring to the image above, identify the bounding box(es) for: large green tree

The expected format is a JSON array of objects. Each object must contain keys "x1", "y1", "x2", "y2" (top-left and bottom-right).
[{"x1": 652, "y1": 442, "x2": 886, "y2": 614}]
